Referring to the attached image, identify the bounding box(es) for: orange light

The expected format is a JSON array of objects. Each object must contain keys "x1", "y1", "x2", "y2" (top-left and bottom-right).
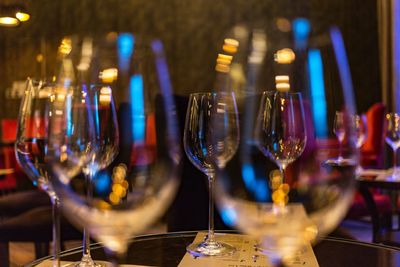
[{"x1": 0, "y1": 16, "x2": 19, "y2": 26}]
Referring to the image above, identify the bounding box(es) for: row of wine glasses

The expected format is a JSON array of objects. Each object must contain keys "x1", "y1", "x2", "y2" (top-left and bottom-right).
[
  {"x1": 15, "y1": 18, "x2": 360, "y2": 267},
  {"x1": 15, "y1": 35, "x2": 181, "y2": 267}
]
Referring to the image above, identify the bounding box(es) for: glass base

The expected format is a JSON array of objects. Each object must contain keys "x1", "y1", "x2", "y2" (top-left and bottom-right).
[
  {"x1": 324, "y1": 157, "x2": 356, "y2": 167},
  {"x1": 63, "y1": 254, "x2": 105, "y2": 267},
  {"x1": 187, "y1": 239, "x2": 236, "y2": 257}
]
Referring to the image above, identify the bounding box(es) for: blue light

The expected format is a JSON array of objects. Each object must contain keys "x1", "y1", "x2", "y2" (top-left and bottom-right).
[
  {"x1": 93, "y1": 90, "x2": 100, "y2": 139},
  {"x1": 220, "y1": 207, "x2": 237, "y2": 227},
  {"x1": 93, "y1": 171, "x2": 111, "y2": 194},
  {"x1": 293, "y1": 18, "x2": 310, "y2": 49},
  {"x1": 308, "y1": 49, "x2": 328, "y2": 137},
  {"x1": 151, "y1": 39, "x2": 179, "y2": 139},
  {"x1": 241, "y1": 163, "x2": 269, "y2": 201},
  {"x1": 118, "y1": 33, "x2": 134, "y2": 72},
  {"x1": 130, "y1": 75, "x2": 145, "y2": 142},
  {"x1": 330, "y1": 27, "x2": 356, "y2": 115}
]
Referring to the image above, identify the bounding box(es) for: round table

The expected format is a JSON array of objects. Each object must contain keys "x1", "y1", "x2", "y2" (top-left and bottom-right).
[{"x1": 27, "y1": 231, "x2": 400, "y2": 267}]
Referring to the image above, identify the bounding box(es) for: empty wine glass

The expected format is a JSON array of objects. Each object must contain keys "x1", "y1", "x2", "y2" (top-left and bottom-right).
[
  {"x1": 354, "y1": 114, "x2": 367, "y2": 175},
  {"x1": 255, "y1": 91, "x2": 307, "y2": 212},
  {"x1": 183, "y1": 92, "x2": 239, "y2": 256},
  {"x1": 15, "y1": 78, "x2": 61, "y2": 267},
  {"x1": 333, "y1": 111, "x2": 346, "y2": 163},
  {"x1": 67, "y1": 85, "x2": 119, "y2": 267},
  {"x1": 385, "y1": 113, "x2": 400, "y2": 180},
  {"x1": 214, "y1": 19, "x2": 358, "y2": 266},
  {"x1": 47, "y1": 34, "x2": 181, "y2": 266}
]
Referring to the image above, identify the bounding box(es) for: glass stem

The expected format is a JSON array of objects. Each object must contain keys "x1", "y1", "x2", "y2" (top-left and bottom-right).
[
  {"x1": 50, "y1": 195, "x2": 61, "y2": 267},
  {"x1": 82, "y1": 172, "x2": 94, "y2": 260},
  {"x1": 207, "y1": 173, "x2": 216, "y2": 243},
  {"x1": 338, "y1": 139, "x2": 343, "y2": 161}
]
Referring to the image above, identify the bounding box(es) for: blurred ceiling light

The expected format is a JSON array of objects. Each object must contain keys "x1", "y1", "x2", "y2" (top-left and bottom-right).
[
  {"x1": 15, "y1": 11, "x2": 30, "y2": 22},
  {"x1": 0, "y1": 5, "x2": 30, "y2": 27},
  {"x1": 99, "y1": 86, "x2": 112, "y2": 103},
  {"x1": 0, "y1": 16, "x2": 19, "y2": 27},
  {"x1": 276, "y1": 17, "x2": 291, "y2": 32},
  {"x1": 215, "y1": 63, "x2": 230, "y2": 73},
  {"x1": 58, "y1": 38, "x2": 72, "y2": 56},
  {"x1": 100, "y1": 68, "x2": 118, "y2": 83},
  {"x1": 275, "y1": 75, "x2": 289, "y2": 83},
  {"x1": 36, "y1": 54, "x2": 44, "y2": 63},
  {"x1": 223, "y1": 38, "x2": 239, "y2": 54},
  {"x1": 274, "y1": 48, "x2": 295, "y2": 64},
  {"x1": 276, "y1": 82, "x2": 290, "y2": 92}
]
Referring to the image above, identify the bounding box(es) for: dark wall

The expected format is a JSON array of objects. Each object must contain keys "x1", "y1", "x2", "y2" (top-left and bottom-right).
[{"x1": 0, "y1": 0, "x2": 381, "y2": 119}]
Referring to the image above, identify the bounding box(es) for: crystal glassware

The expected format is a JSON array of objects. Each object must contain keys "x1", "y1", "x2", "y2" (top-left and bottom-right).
[
  {"x1": 46, "y1": 34, "x2": 181, "y2": 266},
  {"x1": 15, "y1": 78, "x2": 61, "y2": 267},
  {"x1": 183, "y1": 92, "x2": 239, "y2": 256},
  {"x1": 385, "y1": 113, "x2": 400, "y2": 180},
  {"x1": 214, "y1": 19, "x2": 358, "y2": 266}
]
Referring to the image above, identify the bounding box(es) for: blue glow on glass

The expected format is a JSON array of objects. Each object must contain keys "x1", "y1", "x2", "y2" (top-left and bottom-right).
[
  {"x1": 220, "y1": 207, "x2": 237, "y2": 227},
  {"x1": 308, "y1": 49, "x2": 328, "y2": 137},
  {"x1": 93, "y1": 91, "x2": 100, "y2": 139},
  {"x1": 130, "y1": 75, "x2": 145, "y2": 142},
  {"x1": 94, "y1": 172, "x2": 111, "y2": 194},
  {"x1": 118, "y1": 33, "x2": 134, "y2": 71},
  {"x1": 66, "y1": 93, "x2": 72, "y2": 137},
  {"x1": 330, "y1": 27, "x2": 356, "y2": 115},
  {"x1": 242, "y1": 163, "x2": 269, "y2": 201},
  {"x1": 293, "y1": 18, "x2": 310, "y2": 49},
  {"x1": 151, "y1": 40, "x2": 179, "y2": 138}
]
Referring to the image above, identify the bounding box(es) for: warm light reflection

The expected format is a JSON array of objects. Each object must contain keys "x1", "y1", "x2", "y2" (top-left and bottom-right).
[
  {"x1": 276, "y1": 17, "x2": 291, "y2": 32},
  {"x1": 269, "y1": 170, "x2": 290, "y2": 208},
  {"x1": 15, "y1": 11, "x2": 30, "y2": 22},
  {"x1": 100, "y1": 68, "x2": 118, "y2": 83},
  {"x1": 274, "y1": 48, "x2": 295, "y2": 64},
  {"x1": 215, "y1": 53, "x2": 233, "y2": 73},
  {"x1": 58, "y1": 38, "x2": 72, "y2": 56},
  {"x1": 109, "y1": 164, "x2": 128, "y2": 205},
  {"x1": 223, "y1": 38, "x2": 239, "y2": 54},
  {"x1": 0, "y1": 17, "x2": 19, "y2": 26},
  {"x1": 99, "y1": 86, "x2": 112, "y2": 104},
  {"x1": 36, "y1": 54, "x2": 44, "y2": 63},
  {"x1": 275, "y1": 75, "x2": 289, "y2": 83},
  {"x1": 276, "y1": 82, "x2": 290, "y2": 92}
]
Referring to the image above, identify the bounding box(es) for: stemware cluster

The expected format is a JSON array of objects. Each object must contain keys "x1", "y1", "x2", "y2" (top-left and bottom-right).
[
  {"x1": 15, "y1": 34, "x2": 181, "y2": 266},
  {"x1": 15, "y1": 17, "x2": 360, "y2": 267}
]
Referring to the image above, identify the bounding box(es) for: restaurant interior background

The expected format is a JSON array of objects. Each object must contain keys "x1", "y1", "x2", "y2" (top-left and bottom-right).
[{"x1": 0, "y1": 0, "x2": 396, "y2": 265}]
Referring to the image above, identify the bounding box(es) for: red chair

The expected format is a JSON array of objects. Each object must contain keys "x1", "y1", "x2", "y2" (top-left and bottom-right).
[
  {"x1": 347, "y1": 103, "x2": 392, "y2": 228},
  {"x1": 361, "y1": 103, "x2": 387, "y2": 168}
]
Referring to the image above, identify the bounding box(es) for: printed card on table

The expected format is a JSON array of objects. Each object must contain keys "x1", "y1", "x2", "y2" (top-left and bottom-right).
[{"x1": 178, "y1": 232, "x2": 320, "y2": 267}]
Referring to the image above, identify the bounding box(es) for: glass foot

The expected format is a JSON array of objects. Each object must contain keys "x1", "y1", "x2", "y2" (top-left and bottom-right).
[
  {"x1": 64, "y1": 254, "x2": 105, "y2": 267},
  {"x1": 187, "y1": 239, "x2": 236, "y2": 257}
]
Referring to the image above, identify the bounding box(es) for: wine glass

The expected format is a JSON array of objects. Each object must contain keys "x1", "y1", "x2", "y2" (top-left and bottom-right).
[
  {"x1": 213, "y1": 19, "x2": 358, "y2": 266},
  {"x1": 333, "y1": 111, "x2": 346, "y2": 163},
  {"x1": 67, "y1": 85, "x2": 119, "y2": 267},
  {"x1": 46, "y1": 34, "x2": 181, "y2": 266},
  {"x1": 385, "y1": 113, "x2": 400, "y2": 180},
  {"x1": 354, "y1": 114, "x2": 367, "y2": 175},
  {"x1": 183, "y1": 92, "x2": 239, "y2": 256},
  {"x1": 255, "y1": 91, "x2": 307, "y2": 212},
  {"x1": 15, "y1": 78, "x2": 62, "y2": 267}
]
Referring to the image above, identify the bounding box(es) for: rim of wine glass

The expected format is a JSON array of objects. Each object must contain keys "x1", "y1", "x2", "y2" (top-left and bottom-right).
[
  {"x1": 188, "y1": 91, "x2": 236, "y2": 97},
  {"x1": 261, "y1": 90, "x2": 303, "y2": 96}
]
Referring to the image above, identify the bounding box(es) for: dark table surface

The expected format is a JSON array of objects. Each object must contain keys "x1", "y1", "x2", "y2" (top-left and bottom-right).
[{"x1": 27, "y1": 231, "x2": 400, "y2": 267}]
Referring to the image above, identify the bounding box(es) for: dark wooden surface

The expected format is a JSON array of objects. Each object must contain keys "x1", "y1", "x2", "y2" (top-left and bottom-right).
[{"x1": 26, "y1": 231, "x2": 400, "y2": 267}]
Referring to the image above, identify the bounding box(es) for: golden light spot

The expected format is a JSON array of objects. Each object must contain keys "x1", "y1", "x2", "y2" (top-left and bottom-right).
[
  {"x1": 109, "y1": 192, "x2": 120, "y2": 205},
  {"x1": 15, "y1": 12, "x2": 30, "y2": 22},
  {"x1": 36, "y1": 54, "x2": 44, "y2": 63},
  {"x1": 274, "y1": 48, "x2": 295, "y2": 64},
  {"x1": 276, "y1": 18, "x2": 291, "y2": 32},
  {"x1": 100, "y1": 68, "x2": 118, "y2": 83},
  {"x1": 58, "y1": 38, "x2": 72, "y2": 56}
]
